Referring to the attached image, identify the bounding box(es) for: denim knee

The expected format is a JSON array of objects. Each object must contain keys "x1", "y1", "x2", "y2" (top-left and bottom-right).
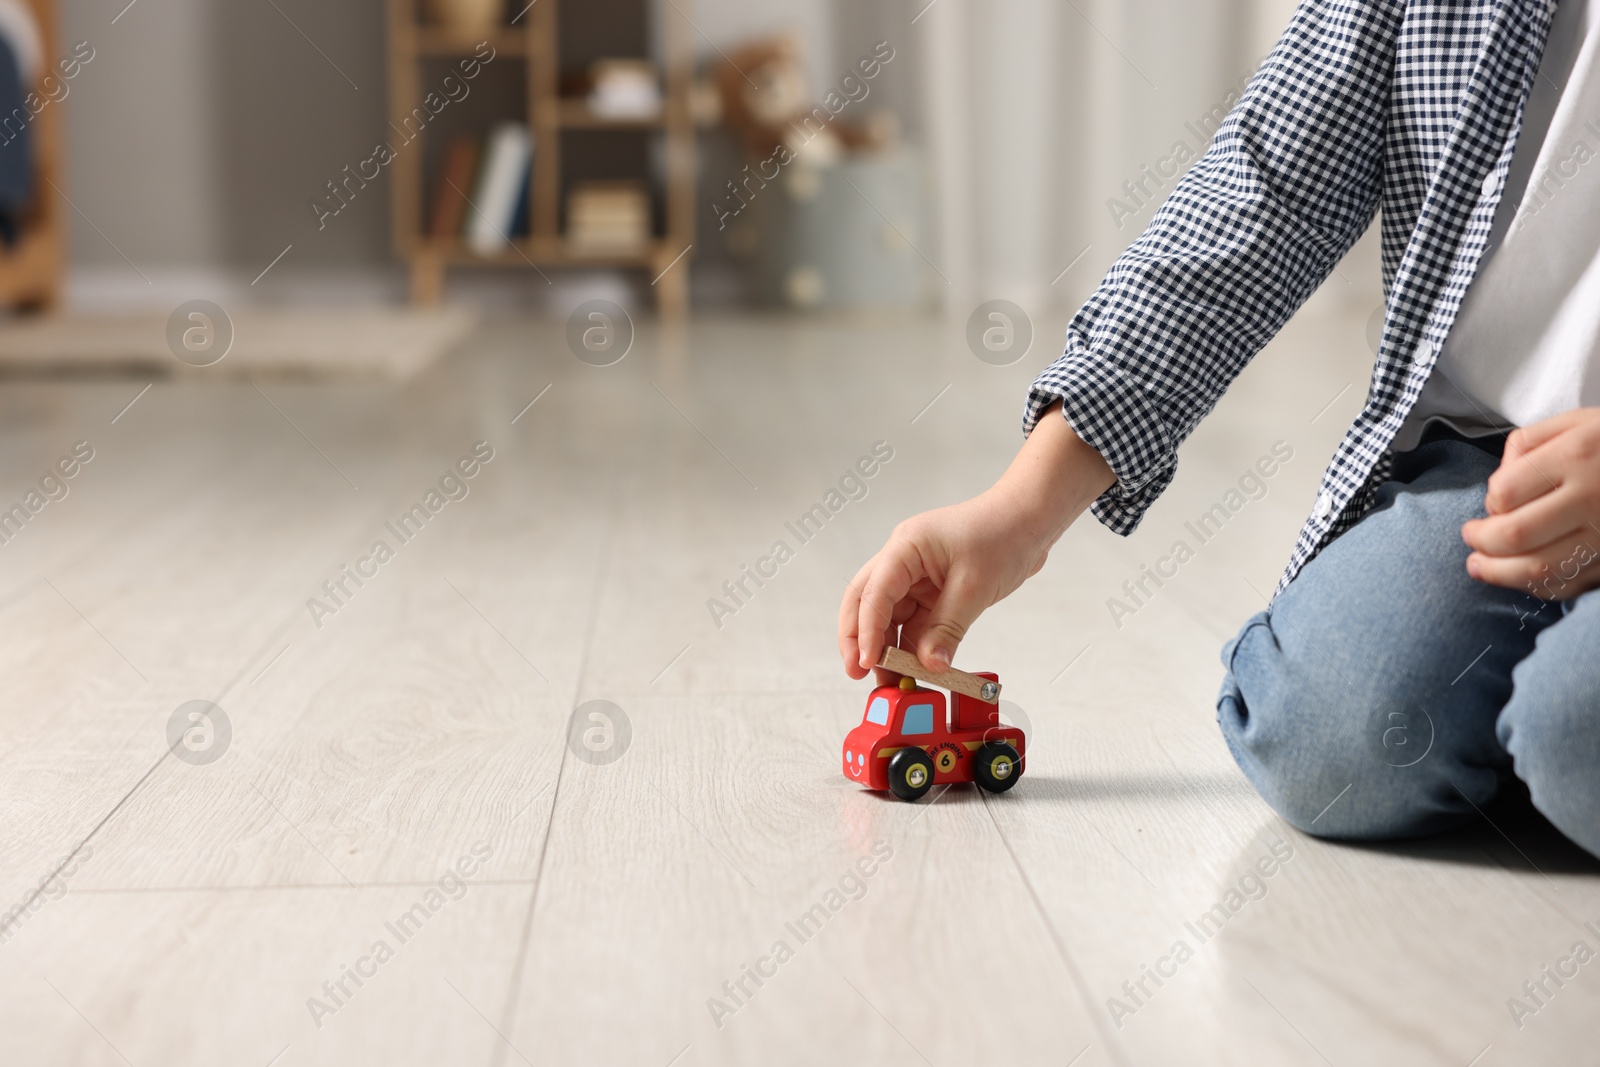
[
  {"x1": 1218, "y1": 609, "x2": 1500, "y2": 841},
  {"x1": 1497, "y1": 597, "x2": 1600, "y2": 859}
]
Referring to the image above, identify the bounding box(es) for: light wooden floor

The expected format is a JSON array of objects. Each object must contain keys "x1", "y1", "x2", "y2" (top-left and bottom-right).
[{"x1": 0, "y1": 302, "x2": 1596, "y2": 1067}]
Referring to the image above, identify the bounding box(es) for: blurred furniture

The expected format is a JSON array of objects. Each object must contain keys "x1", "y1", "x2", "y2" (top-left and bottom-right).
[
  {"x1": 586, "y1": 59, "x2": 661, "y2": 120},
  {"x1": 752, "y1": 151, "x2": 927, "y2": 311},
  {"x1": 567, "y1": 180, "x2": 649, "y2": 254},
  {"x1": 422, "y1": 0, "x2": 501, "y2": 37},
  {"x1": 386, "y1": 0, "x2": 695, "y2": 315},
  {"x1": 0, "y1": 0, "x2": 61, "y2": 313},
  {"x1": 716, "y1": 35, "x2": 889, "y2": 164}
]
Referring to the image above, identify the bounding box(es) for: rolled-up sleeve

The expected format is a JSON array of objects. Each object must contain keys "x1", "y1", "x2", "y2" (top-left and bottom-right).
[{"x1": 1025, "y1": 0, "x2": 1397, "y2": 534}]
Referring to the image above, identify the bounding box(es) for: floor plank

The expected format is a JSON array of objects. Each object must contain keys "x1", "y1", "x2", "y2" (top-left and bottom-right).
[{"x1": 502, "y1": 693, "x2": 1109, "y2": 1067}]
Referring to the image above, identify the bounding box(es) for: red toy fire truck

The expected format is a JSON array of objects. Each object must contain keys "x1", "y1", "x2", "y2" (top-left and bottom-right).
[{"x1": 843, "y1": 647, "x2": 1025, "y2": 801}]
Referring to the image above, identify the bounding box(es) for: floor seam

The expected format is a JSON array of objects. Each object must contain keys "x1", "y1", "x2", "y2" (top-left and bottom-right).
[
  {"x1": 487, "y1": 452, "x2": 623, "y2": 1066},
  {"x1": 65, "y1": 879, "x2": 543, "y2": 894},
  {"x1": 981, "y1": 793, "x2": 1129, "y2": 1067},
  {"x1": 0, "y1": 749, "x2": 172, "y2": 942}
]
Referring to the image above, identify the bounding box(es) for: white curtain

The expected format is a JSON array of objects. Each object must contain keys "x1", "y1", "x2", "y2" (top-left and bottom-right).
[{"x1": 904, "y1": 0, "x2": 1297, "y2": 317}]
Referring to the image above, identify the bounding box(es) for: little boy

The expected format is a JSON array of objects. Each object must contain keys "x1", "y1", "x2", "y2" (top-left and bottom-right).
[{"x1": 839, "y1": 0, "x2": 1600, "y2": 858}]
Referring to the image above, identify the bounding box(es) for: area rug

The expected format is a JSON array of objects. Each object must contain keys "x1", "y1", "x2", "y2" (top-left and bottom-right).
[{"x1": 0, "y1": 307, "x2": 478, "y2": 381}]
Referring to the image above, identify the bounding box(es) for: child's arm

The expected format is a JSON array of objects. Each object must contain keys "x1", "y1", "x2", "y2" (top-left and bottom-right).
[
  {"x1": 840, "y1": 1, "x2": 1406, "y2": 675},
  {"x1": 1028, "y1": 0, "x2": 1397, "y2": 537},
  {"x1": 837, "y1": 403, "x2": 1113, "y2": 678}
]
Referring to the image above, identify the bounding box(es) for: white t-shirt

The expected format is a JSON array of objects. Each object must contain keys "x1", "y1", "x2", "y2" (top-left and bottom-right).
[{"x1": 1395, "y1": 0, "x2": 1600, "y2": 450}]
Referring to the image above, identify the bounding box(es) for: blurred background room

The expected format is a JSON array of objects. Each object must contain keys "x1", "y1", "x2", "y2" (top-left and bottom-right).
[{"x1": 29, "y1": 0, "x2": 1381, "y2": 323}]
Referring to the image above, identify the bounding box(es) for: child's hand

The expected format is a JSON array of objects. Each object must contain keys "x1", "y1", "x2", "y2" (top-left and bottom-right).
[
  {"x1": 1463, "y1": 408, "x2": 1600, "y2": 597},
  {"x1": 838, "y1": 491, "x2": 1055, "y2": 681},
  {"x1": 837, "y1": 403, "x2": 1115, "y2": 679}
]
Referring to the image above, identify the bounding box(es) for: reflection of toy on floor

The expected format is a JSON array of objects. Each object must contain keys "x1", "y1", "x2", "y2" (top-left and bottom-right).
[{"x1": 843, "y1": 646, "x2": 1025, "y2": 802}]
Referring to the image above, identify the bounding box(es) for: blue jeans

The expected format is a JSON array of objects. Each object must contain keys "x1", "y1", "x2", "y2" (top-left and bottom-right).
[{"x1": 1218, "y1": 429, "x2": 1600, "y2": 859}]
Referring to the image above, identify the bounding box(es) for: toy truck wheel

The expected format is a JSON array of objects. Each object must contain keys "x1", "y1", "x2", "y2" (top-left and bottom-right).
[
  {"x1": 973, "y1": 742, "x2": 1021, "y2": 793},
  {"x1": 887, "y1": 748, "x2": 935, "y2": 801}
]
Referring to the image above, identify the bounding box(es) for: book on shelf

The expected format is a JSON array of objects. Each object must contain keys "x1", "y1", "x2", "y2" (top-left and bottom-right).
[
  {"x1": 508, "y1": 166, "x2": 530, "y2": 239},
  {"x1": 466, "y1": 122, "x2": 533, "y2": 255},
  {"x1": 428, "y1": 136, "x2": 482, "y2": 240},
  {"x1": 567, "y1": 180, "x2": 651, "y2": 254}
]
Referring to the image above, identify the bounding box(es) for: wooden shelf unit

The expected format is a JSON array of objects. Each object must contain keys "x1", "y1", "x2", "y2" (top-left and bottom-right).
[
  {"x1": 387, "y1": 0, "x2": 695, "y2": 315},
  {"x1": 412, "y1": 28, "x2": 531, "y2": 57}
]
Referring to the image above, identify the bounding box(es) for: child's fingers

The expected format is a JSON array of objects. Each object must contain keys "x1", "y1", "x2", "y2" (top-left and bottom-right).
[
  {"x1": 838, "y1": 557, "x2": 914, "y2": 677},
  {"x1": 1484, "y1": 412, "x2": 1600, "y2": 515},
  {"x1": 916, "y1": 574, "x2": 991, "y2": 671},
  {"x1": 895, "y1": 603, "x2": 937, "y2": 671},
  {"x1": 838, "y1": 559, "x2": 876, "y2": 678},
  {"x1": 897, "y1": 573, "x2": 989, "y2": 672},
  {"x1": 1504, "y1": 409, "x2": 1590, "y2": 461},
  {"x1": 857, "y1": 537, "x2": 940, "y2": 671},
  {"x1": 1485, "y1": 443, "x2": 1565, "y2": 515},
  {"x1": 854, "y1": 545, "x2": 925, "y2": 671},
  {"x1": 839, "y1": 637, "x2": 869, "y2": 680},
  {"x1": 1462, "y1": 484, "x2": 1585, "y2": 557},
  {"x1": 1468, "y1": 527, "x2": 1600, "y2": 596},
  {"x1": 857, "y1": 559, "x2": 921, "y2": 668}
]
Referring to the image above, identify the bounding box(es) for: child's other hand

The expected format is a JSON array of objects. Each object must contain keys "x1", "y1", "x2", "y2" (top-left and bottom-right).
[
  {"x1": 837, "y1": 403, "x2": 1115, "y2": 679},
  {"x1": 1463, "y1": 408, "x2": 1600, "y2": 597}
]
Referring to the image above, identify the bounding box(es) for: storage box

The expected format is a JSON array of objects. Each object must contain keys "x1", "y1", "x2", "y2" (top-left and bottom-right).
[{"x1": 751, "y1": 150, "x2": 929, "y2": 310}]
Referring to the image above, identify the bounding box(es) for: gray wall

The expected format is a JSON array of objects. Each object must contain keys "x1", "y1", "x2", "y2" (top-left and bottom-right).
[
  {"x1": 210, "y1": 0, "x2": 391, "y2": 268},
  {"x1": 63, "y1": 0, "x2": 388, "y2": 272},
  {"x1": 62, "y1": 0, "x2": 227, "y2": 268}
]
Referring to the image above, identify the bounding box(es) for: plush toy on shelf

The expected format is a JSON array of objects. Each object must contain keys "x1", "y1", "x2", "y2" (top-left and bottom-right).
[{"x1": 714, "y1": 34, "x2": 892, "y2": 165}]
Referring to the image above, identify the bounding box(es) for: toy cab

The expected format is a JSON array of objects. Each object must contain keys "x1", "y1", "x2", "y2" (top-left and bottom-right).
[{"x1": 843, "y1": 673, "x2": 1024, "y2": 801}]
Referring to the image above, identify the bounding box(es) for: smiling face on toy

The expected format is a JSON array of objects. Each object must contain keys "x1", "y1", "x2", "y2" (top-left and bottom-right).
[{"x1": 841, "y1": 688, "x2": 905, "y2": 790}]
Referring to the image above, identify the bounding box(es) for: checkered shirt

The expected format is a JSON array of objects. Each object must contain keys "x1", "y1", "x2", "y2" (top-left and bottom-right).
[{"x1": 1024, "y1": 0, "x2": 1559, "y2": 593}]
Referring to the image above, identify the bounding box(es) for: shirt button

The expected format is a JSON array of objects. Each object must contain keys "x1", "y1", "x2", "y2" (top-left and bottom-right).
[
  {"x1": 1481, "y1": 170, "x2": 1500, "y2": 197},
  {"x1": 1315, "y1": 492, "x2": 1334, "y2": 519}
]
